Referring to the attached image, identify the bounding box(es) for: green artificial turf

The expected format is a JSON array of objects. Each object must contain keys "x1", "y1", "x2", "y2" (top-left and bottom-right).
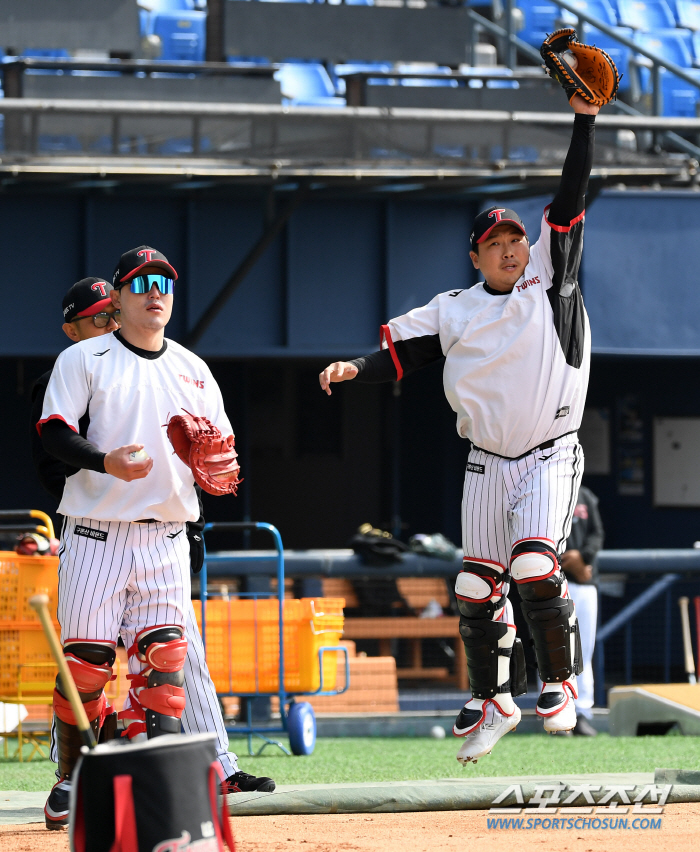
[{"x1": 3, "y1": 734, "x2": 700, "y2": 792}]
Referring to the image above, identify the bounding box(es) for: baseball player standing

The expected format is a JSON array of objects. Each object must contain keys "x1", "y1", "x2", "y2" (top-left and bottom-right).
[
  {"x1": 37, "y1": 252, "x2": 274, "y2": 829},
  {"x1": 320, "y1": 94, "x2": 598, "y2": 763}
]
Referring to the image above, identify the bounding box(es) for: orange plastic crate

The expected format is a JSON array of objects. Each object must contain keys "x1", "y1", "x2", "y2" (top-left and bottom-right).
[
  {"x1": 0, "y1": 552, "x2": 59, "y2": 623},
  {"x1": 193, "y1": 597, "x2": 345, "y2": 694},
  {"x1": 298, "y1": 598, "x2": 345, "y2": 692},
  {"x1": 0, "y1": 625, "x2": 58, "y2": 699}
]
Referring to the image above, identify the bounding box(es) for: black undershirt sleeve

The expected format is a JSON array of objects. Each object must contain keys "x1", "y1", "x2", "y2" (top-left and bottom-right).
[
  {"x1": 350, "y1": 334, "x2": 444, "y2": 383},
  {"x1": 41, "y1": 419, "x2": 107, "y2": 474},
  {"x1": 547, "y1": 113, "x2": 595, "y2": 227},
  {"x1": 30, "y1": 379, "x2": 67, "y2": 502}
]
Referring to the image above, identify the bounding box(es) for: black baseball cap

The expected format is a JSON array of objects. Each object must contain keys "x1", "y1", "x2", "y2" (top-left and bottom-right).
[
  {"x1": 112, "y1": 245, "x2": 178, "y2": 288},
  {"x1": 470, "y1": 206, "x2": 527, "y2": 251},
  {"x1": 62, "y1": 277, "x2": 114, "y2": 323}
]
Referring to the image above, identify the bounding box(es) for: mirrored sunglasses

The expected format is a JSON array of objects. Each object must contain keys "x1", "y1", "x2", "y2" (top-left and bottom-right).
[
  {"x1": 74, "y1": 310, "x2": 121, "y2": 328},
  {"x1": 128, "y1": 274, "x2": 175, "y2": 295}
]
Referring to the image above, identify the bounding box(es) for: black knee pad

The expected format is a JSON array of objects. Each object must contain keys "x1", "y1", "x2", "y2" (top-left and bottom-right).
[
  {"x1": 458, "y1": 616, "x2": 526, "y2": 699},
  {"x1": 520, "y1": 596, "x2": 583, "y2": 682},
  {"x1": 57, "y1": 642, "x2": 116, "y2": 702},
  {"x1": 137, "y1": 626, "x2": 183, "y2": 656},
  {"x1": 518, "y1": 574, "x2": 565, "y2": 602}
]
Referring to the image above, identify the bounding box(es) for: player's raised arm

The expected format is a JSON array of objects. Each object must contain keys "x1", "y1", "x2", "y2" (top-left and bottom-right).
[{"x1": 320, "y1": 302, "x2": 445, "y2": 395}]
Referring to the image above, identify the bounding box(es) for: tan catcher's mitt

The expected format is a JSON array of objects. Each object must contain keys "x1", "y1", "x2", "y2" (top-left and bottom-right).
[
  {"x1": 541, "y1": 28, "x2": 620, "y2": 107},
  {"x1": 165, "y1": 411, "x2": 241, "y2": 496}
]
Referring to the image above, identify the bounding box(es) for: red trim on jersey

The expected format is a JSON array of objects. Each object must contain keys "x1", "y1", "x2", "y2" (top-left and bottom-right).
[
  {"x1": 543, "y1": 203, "x2": 585, "y2": 233},
  {"x1": 36, "y1": 414, "x2": 77, "y2": 437},
  {"x1": 380, "y1": 324, "x2": 403, "y2": 381},
  {"x1": 119, "y1": 260, "x2": 178, "y2": 282},
  {"x1": 74, "y1": 297, "x2": 113, "y2": 318}
]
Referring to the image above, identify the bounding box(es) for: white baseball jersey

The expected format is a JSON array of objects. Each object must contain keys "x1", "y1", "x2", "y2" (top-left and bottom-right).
[
  {"x1": 383, "y1": 210, "x2": 591, "y2": 459},
  {"x1": 39, "y1": 332, "x2": 232, "y2": 522}
]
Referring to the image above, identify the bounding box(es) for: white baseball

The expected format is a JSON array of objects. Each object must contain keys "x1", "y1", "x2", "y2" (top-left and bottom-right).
[
  {"x1": 129, "y1": 449, "x2": 149, "y2": 462},
  {"x1": 562, "y1": 50, "x2": 578, "y2": 71},
  {"x1": 430, "y1": 725, "x2": 446, "y2": 740}
]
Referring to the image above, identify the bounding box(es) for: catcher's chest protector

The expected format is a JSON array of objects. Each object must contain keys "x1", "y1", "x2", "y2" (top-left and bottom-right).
[{"x1": 69, "y1": 733, "x2": 235, "y2": 852}]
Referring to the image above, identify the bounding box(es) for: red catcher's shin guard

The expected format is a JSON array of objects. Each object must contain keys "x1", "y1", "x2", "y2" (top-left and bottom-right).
[
  {"x1": 53, "y1": 689, "x2": 105, "y2": 780},
  {"x1": 127, "y1": 626, "x2": 188, "y2": 739}
]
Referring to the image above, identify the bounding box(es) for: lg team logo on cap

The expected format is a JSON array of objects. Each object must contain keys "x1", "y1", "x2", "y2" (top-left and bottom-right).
[
  {"x1": 488, "y1": 209, "x2": 507, "y2": 222},
  {"x1": 91, "y1": 282, "x2": 107, "y2": 297},
  {"x1": 138, "y1": 248, "x2": 157, "y2": 262}
]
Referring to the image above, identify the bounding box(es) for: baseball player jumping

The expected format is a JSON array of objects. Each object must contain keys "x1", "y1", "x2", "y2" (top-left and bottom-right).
[
  {"x1": 320, "y1": 93, "x2": 599, "y2": 763},
  {"x1": 36, "y1": 250, "x2": 274, "y2": 829}
]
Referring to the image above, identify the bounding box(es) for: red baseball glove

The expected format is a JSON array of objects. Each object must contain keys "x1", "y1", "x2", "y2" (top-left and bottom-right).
[{"x1": 165, "y1": 411, "x2": 241, "y2": 496}]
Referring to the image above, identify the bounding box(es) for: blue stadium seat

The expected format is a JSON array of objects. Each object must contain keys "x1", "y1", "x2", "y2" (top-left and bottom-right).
[
  {"x1": 517, "y1": 0, "x2": 561, "y2": 47},
  {"x1": 617, "y1": 0, "x2": 676, "y2": 29},
  {"x1": 675, "y1": 0, "x2": 700, "y2": 28},
  {"x1": 583, "y1": 27, "x2": 634, "y2": 87},
  {"x1": 395, "y1": 64, "x2": 458, "y2": 87},
  {"x1": 333, "y1": 63, "x2": 393, "y2": 95},
  {"x1": 151, "y1": 10, "x2": 206, "y2": 61},
  {"x1": 147, "y1": 0, "x2": 196, "y2": 10},
  {"x1": 692, "y1": 30, "x2": 700, "y2": 60},
  {"x1": 635, "y1": 30, "x2": 695, "y2": 96},
  {"x1": 560, "y1": 0, "x2": 618, "y2": 27},
  {"x1": 275, "y1": 63, "x2": 346, "y2": 105},
  {"x1": 635, "y1": 29, "x2": 694, "y2": 66},
  {"x1": 658, "y1": 66, "x2": 700, "y2": 113}
]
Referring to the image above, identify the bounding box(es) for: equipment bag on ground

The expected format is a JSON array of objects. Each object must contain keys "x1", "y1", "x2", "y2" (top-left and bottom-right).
[{"x1": 69, "y1": 733, "x2": 236, "y2": 852}]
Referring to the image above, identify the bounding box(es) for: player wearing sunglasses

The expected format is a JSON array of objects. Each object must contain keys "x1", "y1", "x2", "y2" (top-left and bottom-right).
[{"x1": 35, "y1": 247, "x2": 274, "y2": 828}]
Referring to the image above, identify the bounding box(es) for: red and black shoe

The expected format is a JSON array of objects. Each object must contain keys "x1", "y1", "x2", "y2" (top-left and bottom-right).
[
  {"x1": 44, "y1": 779, "x2": 71, "y2": 830},
  {"x1": 222, "y1": 771, "x2": 275, "y2": 794}
]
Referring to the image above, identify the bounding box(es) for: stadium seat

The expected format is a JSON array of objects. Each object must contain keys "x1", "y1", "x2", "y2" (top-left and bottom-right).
[
  {"x1": 675, "y1": 0, "x2": 700, "y2": 28},
  {"x1": 395, "y1": 64, "x2": 458, "y2": 87},
  {"x1": 560, "y1": 0, "x2": 618, "y2": 27},
  {"x1": 516, "y1": 0, "x2": 562, "y2": 47},
  {"x1": 275, "y1": 63, "x2": 346, "y2": 105},
  {"x1": 635, "y1": 29, "x2": 694, "y2": 67},
  {"x1": 617, "y1": 0, "x2": 676, "y2": 29},
  {"x1": 584, "y1": 27, "x2": 634, "y2": 87},
  {"x1": 144, "y1": 0, "x2": 196, "y2": 10},
  {"x1": 657, "y1": 65, "x2": 700, "y2": 113},
  {"x1": 151, "y1": 10, "x2": 206, "y2": 62},
  {"x1": 634, "y1": 30, "x2": 695, "y2": 99},
  {"x1": 333, "y1": 63, "x2": 393, "y2": 95}
]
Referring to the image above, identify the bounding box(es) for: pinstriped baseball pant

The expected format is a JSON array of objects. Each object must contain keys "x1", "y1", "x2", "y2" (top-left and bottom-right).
[
  {"x1": 462, "y1": 434, "x2": 584, "y2": 627},
  {"x1": 51, "y1": 517, "x2": 236, "y2": 778}
]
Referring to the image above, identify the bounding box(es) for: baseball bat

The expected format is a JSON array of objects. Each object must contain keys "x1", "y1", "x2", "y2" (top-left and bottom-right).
[
  {"x1": 678, "y1": 596, "x2": 697, "y2": 685},
  {"x1": 29, "y1": 593, "x2": 97, "y2": 749}
]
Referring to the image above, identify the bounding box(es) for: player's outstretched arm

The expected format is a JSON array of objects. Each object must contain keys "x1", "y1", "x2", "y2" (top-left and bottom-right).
[
  {"x1": 319, "y1": 361, "x2": 359, "y2": 396},
  {"x1": 104, "y1": 444, "x2": 153, "y2": 482}
]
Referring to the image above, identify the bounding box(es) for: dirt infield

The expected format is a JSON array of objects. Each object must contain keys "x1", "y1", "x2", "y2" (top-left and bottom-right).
[{"x1": 1, "y1": 804, "x2": 699, "y2": 851}]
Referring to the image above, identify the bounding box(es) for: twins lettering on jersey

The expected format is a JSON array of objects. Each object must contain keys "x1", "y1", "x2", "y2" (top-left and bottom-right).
[
  {"x1": 516, "y1": 276, "x2": 540, "y2": 292},
  {"x1": 179, "y1": 374, "x2": 204, "y2": 390}
]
